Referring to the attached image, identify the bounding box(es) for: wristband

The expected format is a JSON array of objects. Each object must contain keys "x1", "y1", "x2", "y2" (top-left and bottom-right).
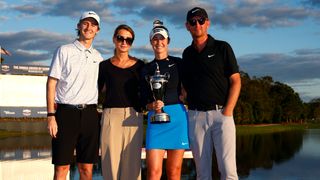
[{"x1": 47, "y1": 112, "x2": 55, "y2": 117}]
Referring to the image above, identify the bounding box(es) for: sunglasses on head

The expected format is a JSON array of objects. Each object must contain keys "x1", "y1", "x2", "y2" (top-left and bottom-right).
[
  {"x1": 116, "y1": 35, "x2": 133, "y2": 45},
  {"x1": 188, "y1": 17, "x2": 206, "y2": 26}
]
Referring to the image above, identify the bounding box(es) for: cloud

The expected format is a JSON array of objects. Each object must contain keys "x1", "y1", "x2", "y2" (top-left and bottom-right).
[
  {"x1": 294, "y1": 48, "x2": 320, "y2": 55},
  {"x1": 131, "y1": 44, "x2": 184, "y2": 60},
  {"x1": 132, "y1": 44, "x2": 153, "y2": 57},
  {"x1": 238, "y1": 48, "x2": 320, "y2": 82},
  {"x1": 303, "y1": 0, "x2": 320, "y2": 7},
  {"x1": 5, "y1": 0, "x2": 320, "y2": 29},
  {"x1": 12, "y1": 4, "x2": 44, "y2": 14},
  {"x1": 109, "y1": 0, "x2": 319, "y2": 29},
  {"x1": 0, "y1": 16, "x2": 7, "y2": 21},
  {"x1": 0, "y1": 1, "x2": 8, "y2": 9},
  {"x1": 289, "y1": 79, "x2": 320, "y2": 102},
  {"x1": 112, "y1": 0, "x2": 213, "y2": 27},
  {"x1": 214, "y1": 1, "x2": 318, "y2": 29},
  {"x1": 0, "y1": 30, "x2": 70, "y2": 65},
  {"x1": 0, "y1": 30, "x2": 113, "y2": 65},
  {"x1": 238, "y1": 48, "x2": 320, "y2": 101},
  {"x1": 10, "y1": 0, "x2": 116, "y2": 22}
]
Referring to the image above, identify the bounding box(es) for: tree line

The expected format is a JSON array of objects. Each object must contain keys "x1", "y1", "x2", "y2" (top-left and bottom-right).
[{"x1": 234, "y1": 71, "x2": 320, "y2": 124}]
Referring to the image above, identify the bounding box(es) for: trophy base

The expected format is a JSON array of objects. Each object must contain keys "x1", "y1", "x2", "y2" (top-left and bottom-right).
[{"x1": 150, "y1": 113, "x2": 170, "y2": 124}]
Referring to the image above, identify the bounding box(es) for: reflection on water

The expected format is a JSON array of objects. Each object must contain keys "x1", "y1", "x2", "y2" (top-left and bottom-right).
[
  {"x1": 0, "y1": 134, "x2": 51, "y2": 160},
  {"x1": 69, "y1": 159, "x2": 196, "y2": 180},
  {"x1": 1, "y1": 129, "x2": 320, "y2": 179},
  {"x1": 243, "y1": 129, "x2": 320, "y2": 180},
  {"x1": 237, "y1": 129, "x2": 304, "y2": 178}
]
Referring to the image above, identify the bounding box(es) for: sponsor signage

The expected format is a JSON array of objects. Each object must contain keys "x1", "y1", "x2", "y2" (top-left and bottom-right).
[
  {"x1": 1, "y1": 64, "x2": 49, "y2": 75},
  {"x1": 0, "y1": 106, "x2": 47, "y2": 118}
]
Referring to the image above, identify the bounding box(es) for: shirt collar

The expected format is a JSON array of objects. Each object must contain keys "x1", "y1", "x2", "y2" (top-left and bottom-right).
[
  {"x1": 190, "y1": 34, "x2": 215, "y2": 52},
  {"x1": 73, "y1": 40, "x2": 94, "y2": 53},
  {"x1": 206, "y1": 34, "x2": 215, "y2": 48}
]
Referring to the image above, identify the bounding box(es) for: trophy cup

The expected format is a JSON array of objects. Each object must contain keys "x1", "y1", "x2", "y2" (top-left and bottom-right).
[{"x1": 146, "y1": 63, "x2": 170, "y2": 123}]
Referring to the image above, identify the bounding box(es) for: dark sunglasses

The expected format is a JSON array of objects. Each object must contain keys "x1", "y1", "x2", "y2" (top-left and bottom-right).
[
  {"x1": 116, "y1": 35, "x2": 133, "y2": 45},
  {"x1": 188, "y1": 17, "x2": 206, "y2": 26}
]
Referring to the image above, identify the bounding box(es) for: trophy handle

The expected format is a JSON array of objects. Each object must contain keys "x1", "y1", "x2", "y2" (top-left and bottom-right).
[
  {"x1": 145, "y1": 75, "x2": 150, "y2": 82},
  {"x1": 164, "y1": 72, "x2": 170, "y2": 80}
]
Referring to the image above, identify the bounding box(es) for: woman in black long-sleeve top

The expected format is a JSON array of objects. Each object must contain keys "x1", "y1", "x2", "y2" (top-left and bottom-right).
[{"x1": 98, "y1": 24, "x2": 144, "y2": 180}]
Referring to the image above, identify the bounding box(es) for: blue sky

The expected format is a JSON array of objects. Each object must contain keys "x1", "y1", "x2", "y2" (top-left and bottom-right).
[{"x1": 0, "y1": 0, "x2": 319, "y2": 102}]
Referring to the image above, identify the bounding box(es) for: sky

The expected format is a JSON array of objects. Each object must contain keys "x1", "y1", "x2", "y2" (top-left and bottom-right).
[{"x1": 0, "y1": 0, "x2": 319, "y2": 102}]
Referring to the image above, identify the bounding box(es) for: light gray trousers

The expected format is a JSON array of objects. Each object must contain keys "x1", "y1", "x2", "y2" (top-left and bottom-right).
[{"x1": 188, "y1": 110, "x2": 238, "y2": 180}]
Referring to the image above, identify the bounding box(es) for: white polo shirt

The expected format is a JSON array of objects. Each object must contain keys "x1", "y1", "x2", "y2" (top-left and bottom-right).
[{"x1": 49, "y1": 40, "x2": 103, "y2": 105}]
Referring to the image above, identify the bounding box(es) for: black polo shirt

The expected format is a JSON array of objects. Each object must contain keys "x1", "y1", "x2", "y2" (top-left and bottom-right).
[{"x1": 181, "y1": 35, "x2": 239, "y2": 110}]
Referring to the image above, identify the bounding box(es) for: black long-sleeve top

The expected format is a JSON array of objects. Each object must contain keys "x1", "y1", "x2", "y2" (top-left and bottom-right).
[{"x1": 98, "y1": 58, "x2": 145, "y2": 112}]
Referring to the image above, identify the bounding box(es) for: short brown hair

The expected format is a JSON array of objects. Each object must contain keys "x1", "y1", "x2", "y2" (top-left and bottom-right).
[{"x1": 113, "y1": 24, "x2": 135, "y2": 42}]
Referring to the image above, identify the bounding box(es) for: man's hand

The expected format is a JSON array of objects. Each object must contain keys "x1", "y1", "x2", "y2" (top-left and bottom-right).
[
  {"x1": 179, "y1": 84, "x2": 187, "y2": 104},
  {"x1": 47, "y1": 117, "x2": 58, "y2": 138}
]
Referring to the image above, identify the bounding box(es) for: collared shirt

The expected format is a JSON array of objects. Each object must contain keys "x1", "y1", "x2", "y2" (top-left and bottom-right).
[
  {"x1": 49, "y1": 40, "x2": 103, "y2": 104},
  {"x1": 181, "y1": 35, "x2": 239, "y2": 108}
]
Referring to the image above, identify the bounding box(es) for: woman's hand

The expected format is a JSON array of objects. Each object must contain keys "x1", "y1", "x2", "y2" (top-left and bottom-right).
[{"x1": 147, "y1": 100, "x2": 164, "y2": 111}]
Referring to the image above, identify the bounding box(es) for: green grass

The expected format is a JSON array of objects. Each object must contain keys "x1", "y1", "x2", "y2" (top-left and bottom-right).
[
  {"x1": 0, "y1": 130, "x2": 46, "y2": 139},
  {"x1": 236, "y1": 124, "x2": 309, "y2": 135},
  {"x1": 0, "y1": 117, "x2": 46, "y2": 122},
  {"x1": 1, "y1": 120, "x2": 319, "y2": 139}
]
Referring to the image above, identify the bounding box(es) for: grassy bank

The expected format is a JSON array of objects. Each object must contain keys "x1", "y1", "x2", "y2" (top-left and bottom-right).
[
  {"x1": 0, "y1": 130, "x2": 42, "y2": 139},
  {"x1": 0, "y1": 117, "x2": 46, "y2": 122},
  {"x1": 236, "y1": 123, "x2": 320, "y2": 135},
  {"x1": 1, "y1": 120, "x2": 319, "y2": 138},
  {"x1": 0, "y1": 120, "x2": 47, "y2": 138}
]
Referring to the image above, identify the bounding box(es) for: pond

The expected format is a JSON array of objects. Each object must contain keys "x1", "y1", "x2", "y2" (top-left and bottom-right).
[
  {"x1": 238, "y1": 129, "x2": 320, "y2": 180},
  {"x1": 1, "y1": 128, "x2": 319, "y2": 179}
]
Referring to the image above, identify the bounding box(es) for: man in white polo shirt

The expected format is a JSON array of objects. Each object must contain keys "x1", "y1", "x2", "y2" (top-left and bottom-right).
[{"x1": 46, "y1": 11, "x2": 103, "y2": 179}]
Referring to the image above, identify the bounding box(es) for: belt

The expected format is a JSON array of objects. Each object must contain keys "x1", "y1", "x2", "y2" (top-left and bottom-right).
[
  {"x1": 58, "y1": 103, "x2": 97, "y2": 110},
  {"x1": 188, "y1": 104, "x2": 224, "y2": 111}
]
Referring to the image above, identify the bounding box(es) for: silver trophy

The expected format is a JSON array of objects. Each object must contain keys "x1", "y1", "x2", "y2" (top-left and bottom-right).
[{"x1": 146, "y1": 63, "x2": 170, "y2": 123}]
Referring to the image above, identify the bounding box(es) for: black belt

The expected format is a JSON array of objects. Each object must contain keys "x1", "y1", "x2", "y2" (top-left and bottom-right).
[
  {"x1": 188, "y1": 104, "x2": 224, "y2": 111},
  {"x1": 58, "y1": 103, "x2": 97, "y2": 110}
]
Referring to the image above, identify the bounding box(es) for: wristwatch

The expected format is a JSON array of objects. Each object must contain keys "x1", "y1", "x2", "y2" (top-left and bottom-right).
[{"x1": 47, "y1": 112, "x2": 55, "y2": 117}]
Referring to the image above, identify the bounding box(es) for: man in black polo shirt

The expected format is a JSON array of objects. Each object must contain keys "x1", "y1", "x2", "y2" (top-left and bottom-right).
[{"x1": 181, "y1": 7, "x2": 241, "y2": 180}]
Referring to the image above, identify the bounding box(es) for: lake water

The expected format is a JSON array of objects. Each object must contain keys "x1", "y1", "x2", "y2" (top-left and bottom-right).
[
  {"x1": 1, "y1": 128, "x2": 319, "y2": 179},
  {"x1": 239, "y1": 129, "x2": 320, "y2": 180}
]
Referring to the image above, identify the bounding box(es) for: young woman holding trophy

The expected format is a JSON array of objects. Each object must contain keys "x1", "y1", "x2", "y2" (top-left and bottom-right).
[{"x1": 141, "y1": 20, "x2": 189, "y2": 180}]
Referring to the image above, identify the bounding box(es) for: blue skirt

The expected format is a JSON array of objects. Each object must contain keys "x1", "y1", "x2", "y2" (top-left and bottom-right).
[{"x1": 146, "y1": 104, "x2": 189, "y2": 150}]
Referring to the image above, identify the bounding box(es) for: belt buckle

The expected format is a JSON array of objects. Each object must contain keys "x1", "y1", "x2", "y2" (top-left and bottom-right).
[
  {"x1": 215, "y1": 104, "x2": 223, "y2": 111},
  {"x1": 76, "y1": 104, "x2": 86, "y2": 110}
]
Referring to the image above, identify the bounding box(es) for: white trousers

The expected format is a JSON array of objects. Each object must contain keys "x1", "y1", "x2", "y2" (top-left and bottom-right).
[{"x1": 188, "y1": 110, "x2": 238, "y2": 180}]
